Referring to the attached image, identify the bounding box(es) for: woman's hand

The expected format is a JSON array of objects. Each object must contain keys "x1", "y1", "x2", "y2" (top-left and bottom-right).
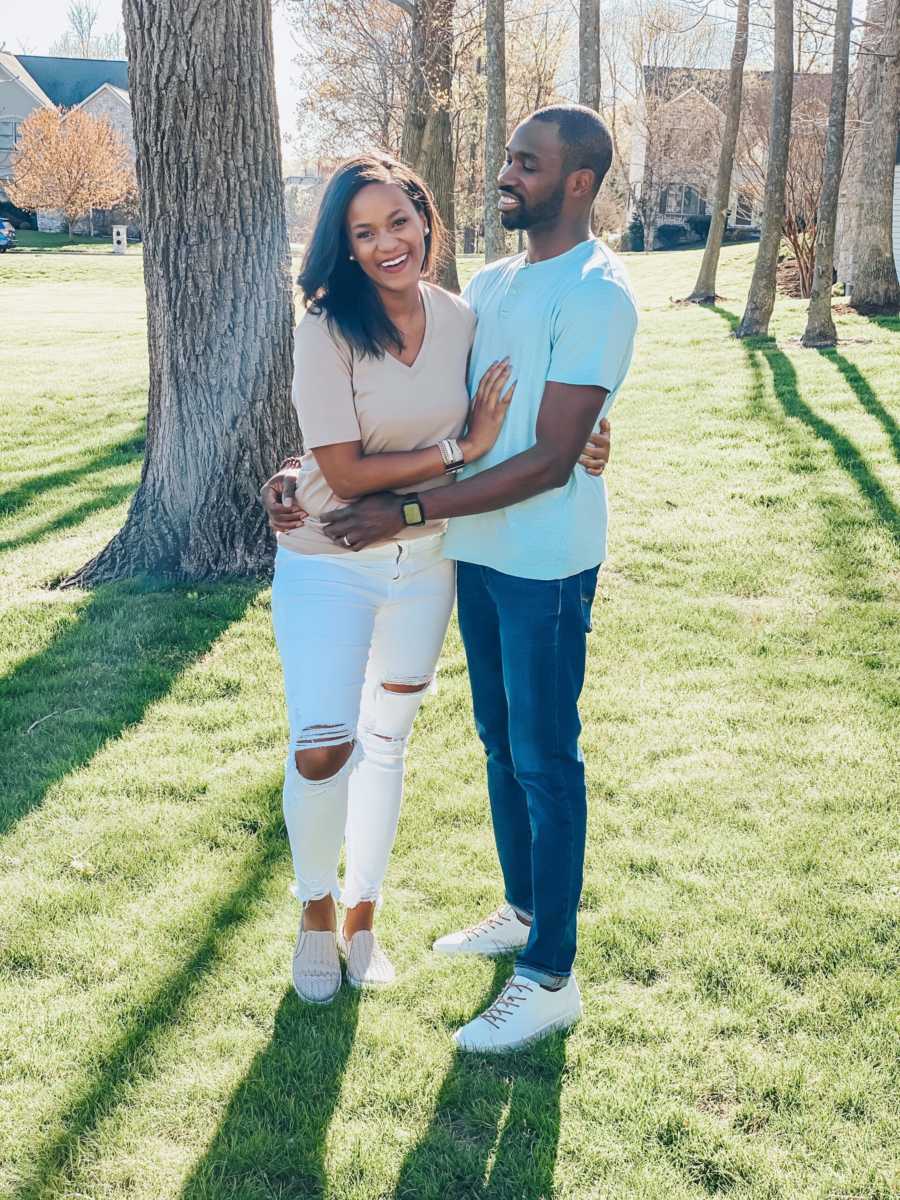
[
  {"x1": 260, "y1": 468, "x2": 309, "y2": 534},
  {"x1": 459, "y1": 359, "x2": 515, "y2": 462},
  {"x1": 578, "y1": 418, "x2": 611, "y2": 476}
]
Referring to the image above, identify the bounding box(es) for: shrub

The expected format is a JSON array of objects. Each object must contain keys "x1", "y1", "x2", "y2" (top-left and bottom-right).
[
  {"x1": 687, "y1": 215, "x2": 711, "y2": 241},
  {"x1": 723, "y1": 225, "x2": 760, "y2": 244},
  {"x1": 622, "y1": 215, "x2": 644, "y2": 252},
  {"x1": 656, "y1": 224, "x2": 686, "y2": 249}
]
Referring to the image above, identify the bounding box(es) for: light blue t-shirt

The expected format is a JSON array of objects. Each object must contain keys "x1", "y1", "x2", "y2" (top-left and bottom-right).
[{"x1": 442, "y1": 237, "x2": 638, "y2": 581}]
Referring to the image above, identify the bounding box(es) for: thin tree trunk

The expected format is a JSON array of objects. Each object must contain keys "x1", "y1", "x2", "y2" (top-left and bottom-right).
[
  {"x1": 64, "y1": 0, "x2": 296, "y2": 587},
  {"x1": 484, "y1": 0, "x2": 507, "y2": 263},
  {"x1": 401, "y1": 0, "x2": 460, "y2": 291},
  {"x1": 736, "y1": 0, "x2": 794, "y2": 337},
  {"x1": 849, "y1": 0, "x2": 900, "y2": 313},
  {"x1": 687, "y1": 0, "x2": 749, "y2": 303},
  {"x1": 401, "y1": 2, "x2": 428, "y2": 167},
  {"x1": 578, "y1": 0, "x2": 601, "y2": 111},
  {"x1": 801, "y1": 0, "x2": 852, "y2": 346}
]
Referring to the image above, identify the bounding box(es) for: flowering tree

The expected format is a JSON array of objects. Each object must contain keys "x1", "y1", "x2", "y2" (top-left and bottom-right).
[{"x1": 7, "y1": 107, "x2": 134, "y2": 236}]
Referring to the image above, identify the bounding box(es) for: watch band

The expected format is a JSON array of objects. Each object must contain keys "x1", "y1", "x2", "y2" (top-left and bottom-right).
[{"x1": 401, "y1": 493, "x2": 427, "y2": 527}]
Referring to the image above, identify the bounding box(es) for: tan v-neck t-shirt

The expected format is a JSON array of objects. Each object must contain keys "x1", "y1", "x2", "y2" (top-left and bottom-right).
[{"x1": 279, "y1": 282, "x2": 476, "y2": 557}]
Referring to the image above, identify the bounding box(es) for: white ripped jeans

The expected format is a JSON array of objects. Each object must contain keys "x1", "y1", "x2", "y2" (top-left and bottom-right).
[{"x1": 271, "y1": 535, "x2": 455, "y2": 909}]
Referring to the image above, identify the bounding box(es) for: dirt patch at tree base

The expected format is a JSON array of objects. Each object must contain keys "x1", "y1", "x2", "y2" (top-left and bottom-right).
[{"x1": 776, "y1": 257, "x2": 806, "y2": 298}]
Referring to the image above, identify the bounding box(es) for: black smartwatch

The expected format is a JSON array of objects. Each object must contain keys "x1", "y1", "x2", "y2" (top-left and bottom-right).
[{"x1": 401, "y1": 493, "x2": 427, "y2": 527}]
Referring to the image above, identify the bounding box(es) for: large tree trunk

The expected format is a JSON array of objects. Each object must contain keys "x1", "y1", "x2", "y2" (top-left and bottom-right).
[
  {"x1": 401, "y1": 0, "x2": 460, "y2": 291},
  {"x1": 578, "y1": 0, "x2": 601, "y2": 112},
  {"x1": 484, "y1": 0, "x2": 508, "y2": 263},
  {"x1": 735, "y1": 0, "x2": 794, "y2": 338},
  {"x1": 801, "y1": 0, "x2": 853, "y2": 346},
  {"x1": 64, "y1": 0, "x2": 296, "y2": 587},
  {"x1": 687, "y1": 0, "x2": 749, "y2": 304},
  {"x1": 848, "y1": 0, "x2": 900, "y2": 313}
]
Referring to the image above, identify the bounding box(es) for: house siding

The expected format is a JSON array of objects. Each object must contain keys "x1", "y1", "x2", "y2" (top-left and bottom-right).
[{"x1": 0, "y1": 62, "x2": 44, "y2": 187}]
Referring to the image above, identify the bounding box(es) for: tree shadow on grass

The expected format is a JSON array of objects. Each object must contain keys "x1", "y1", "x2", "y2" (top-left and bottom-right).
[
  {"x1": 0, "y1": 427, "x2": 145, "y2": 521},
  {"x1": 865, "y1": 313, "x2": 900, "y2": 336},
  {"x1": 711, "y1": 307, "x2": 899, "y2": 556},
  {"x1": 816, "y1": 349, "x2": 900, "y2": 467},
  {"x1": 179, "y1": 987, "x2": 361, "y2": 1200},
  {"x1": 0, "y1": 578, "x2": 258, "y2": 840},
  {"x1": 393, "y1": 960, "x2": 565, "y2": 1200},
  {"x1": 11, "y1": 781, "x2": 287, "y2": 1200},
  {"x1": 0, "y1": 482, "x2": 136, "y2": 554}
]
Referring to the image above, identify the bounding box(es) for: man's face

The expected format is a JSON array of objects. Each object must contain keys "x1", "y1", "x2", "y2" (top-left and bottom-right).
[{"x1": 496, "y1": 119, "x2": 567, "y2": 231}]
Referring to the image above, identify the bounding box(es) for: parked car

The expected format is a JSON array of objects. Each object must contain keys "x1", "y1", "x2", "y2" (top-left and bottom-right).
[{"x1": 0, "y1": 220, "x2": 15, "y2": 252}]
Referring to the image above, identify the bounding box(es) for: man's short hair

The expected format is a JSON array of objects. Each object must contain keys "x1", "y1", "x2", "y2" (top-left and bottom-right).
[{"x1": 531, "y1": 104, "x2": 613, "y2": 196}]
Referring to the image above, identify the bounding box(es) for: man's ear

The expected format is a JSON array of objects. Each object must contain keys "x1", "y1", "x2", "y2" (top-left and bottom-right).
[{"x1": 569, "y1": 168, "x2": 596, "y2": 201}]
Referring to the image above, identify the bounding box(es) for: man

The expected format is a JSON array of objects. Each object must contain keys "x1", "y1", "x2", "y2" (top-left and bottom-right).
[{"x1": 269, "y1": 105, "x2": 637, "y2": 1051}]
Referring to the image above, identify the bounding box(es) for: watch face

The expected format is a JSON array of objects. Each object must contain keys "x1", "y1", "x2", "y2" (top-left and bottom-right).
[{"x1": 402, "y1": 500, "x2": 425, "y2": 526}]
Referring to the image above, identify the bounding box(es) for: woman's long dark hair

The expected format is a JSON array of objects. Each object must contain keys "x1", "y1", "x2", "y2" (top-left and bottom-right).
[{"x1": 296, "y1": 154, "x2": 446, "y2": 360}]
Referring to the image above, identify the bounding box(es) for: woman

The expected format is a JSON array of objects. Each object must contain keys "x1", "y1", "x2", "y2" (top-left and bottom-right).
[{"x1": 264, "y1": 154, "x2": 607, "y2": 1004}]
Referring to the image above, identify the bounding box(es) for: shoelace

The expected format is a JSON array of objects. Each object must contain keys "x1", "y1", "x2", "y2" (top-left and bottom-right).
[
  {"x1": 479, "y1": 977, "x2": 534, "y2": 1028},
  {"x1": 464, "y1": 908, "x2": 513, "y2": 942}
]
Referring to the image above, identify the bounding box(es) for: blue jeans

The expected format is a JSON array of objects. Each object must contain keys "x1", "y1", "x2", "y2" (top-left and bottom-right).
[{"x1": 456, "y1": 560, "x2": 599, "y2": 987}]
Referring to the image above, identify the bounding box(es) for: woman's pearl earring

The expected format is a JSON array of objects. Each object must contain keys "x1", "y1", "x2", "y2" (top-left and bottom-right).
[{"x1": 349, "y1": 254, "x2": 355, "y2": 261}]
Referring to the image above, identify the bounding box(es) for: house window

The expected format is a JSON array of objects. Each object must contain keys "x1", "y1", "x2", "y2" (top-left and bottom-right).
[
  {"x1": 735, "y1": 192, "x2": 753, "y2": 226},
  {"x1": 0, "y1": 119, "x2": 22, "y2": 151},
  {"x1": 660, "y1": 183, "x2": 707, "y2": 218}
]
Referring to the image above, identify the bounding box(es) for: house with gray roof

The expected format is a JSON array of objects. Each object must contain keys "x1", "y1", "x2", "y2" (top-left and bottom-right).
[{"x1": 0, "y1": 53, "x2": 134, "y2": 230}]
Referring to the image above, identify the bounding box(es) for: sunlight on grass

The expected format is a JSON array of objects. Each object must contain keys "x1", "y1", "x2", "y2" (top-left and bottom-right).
[{"x1": 0, "y1": 243, "x2": 897, "y2": 1200}]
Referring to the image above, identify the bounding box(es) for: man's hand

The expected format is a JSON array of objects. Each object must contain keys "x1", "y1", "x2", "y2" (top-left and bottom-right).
[
  {"x1": 260, "y1": 469, "x2": 308, "y2": 535},
  {"x1": 321, "y1": 492, "x2": 405, "y2": 550},
  {"x1": 578, "y1": 417, "x2": 611, "y2": 476}
]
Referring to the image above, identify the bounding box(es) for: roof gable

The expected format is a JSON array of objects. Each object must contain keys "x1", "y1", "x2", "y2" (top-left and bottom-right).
[
  {"x1": 14, "y1": 55, "x2": 128, "y2": 109},
  {"x1": 76, "y1": 82, "x2": 131, "y2": 111},
  {"x1": 0, "y1": 51, "x2": 54, "y2": 108}
]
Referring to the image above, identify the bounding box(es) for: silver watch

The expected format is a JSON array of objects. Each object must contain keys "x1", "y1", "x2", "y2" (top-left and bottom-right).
[{"x1": 439, "y1": 437, "x2": 465, "y2": 473}]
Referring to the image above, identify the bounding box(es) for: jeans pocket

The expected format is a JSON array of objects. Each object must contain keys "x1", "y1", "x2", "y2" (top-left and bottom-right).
[{"x1": 580, "y1": 567, "x2": 600, "y2": 633}]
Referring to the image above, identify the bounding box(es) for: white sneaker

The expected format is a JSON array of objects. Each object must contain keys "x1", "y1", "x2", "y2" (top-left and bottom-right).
[
  {"x1": 337, "y1": 928, "x2": 396, "y2": 989},
  {"x1": 291, "y1": 925, "x2": 341, "y2": 1005},
  {"x1": 454, "y1": 973, "x2": 582, "y2": 1053},
  {"x1": 432, "y1": 904, "x2": 531, "y2": 958}
]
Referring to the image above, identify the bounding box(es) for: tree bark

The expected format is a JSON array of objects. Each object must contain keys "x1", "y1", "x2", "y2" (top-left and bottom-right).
[
  {"x1": 848, "y1": 0, "x2": 900, "y2": 313},
  {"x1": 484, "y1": 0, "x2": 508, "y2": 263},
  {"x1": 401, "y1": 0, "x2": 460, "y2": 291},
  {"x1": 687, "y1": 0, "x2": 749, "y2": 303},
  {"x1": 801, "y1": 0, "x2": 853, "y2": 346},
  {"x1": 578, "y1": 0, "x2": 601, "y2": 112},
  {"x1": 735, "y1": 0, "x2": 794, "y2": 337},
  {"x1": 401, "y1": 1, "x2": 428, "y2": 167},
  {"x1": 64, "y1": 0, "x2": 297, "y2": 587}
]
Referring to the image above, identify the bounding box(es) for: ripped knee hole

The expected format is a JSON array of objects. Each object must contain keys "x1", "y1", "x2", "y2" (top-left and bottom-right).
[
  {"x1": 381, "y1": 679, "x2": 431, "y2": 694},
  {"x1": 295, "y1": 728, "x2": 354, "y2": 781}
]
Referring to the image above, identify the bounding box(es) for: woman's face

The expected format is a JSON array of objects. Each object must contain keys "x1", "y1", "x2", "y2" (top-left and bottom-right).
[{"x1": 345, "y1": 182, "x2": 428, "y2": 293}]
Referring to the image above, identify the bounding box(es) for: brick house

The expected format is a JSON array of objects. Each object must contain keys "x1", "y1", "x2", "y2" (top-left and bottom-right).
[
  {"x1": 631, "y1": 64, "x2": 899, "y2": 280},
  {"x1": 628, "y1": 67, "x2": 762, "y2": 249}
]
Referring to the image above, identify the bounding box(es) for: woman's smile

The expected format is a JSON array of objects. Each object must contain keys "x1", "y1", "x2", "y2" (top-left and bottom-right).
[{"x1": 377, "y1": 252, "x2": 411, "y2": 274}]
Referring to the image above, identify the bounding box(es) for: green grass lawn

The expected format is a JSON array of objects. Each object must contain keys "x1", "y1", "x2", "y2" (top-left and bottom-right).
[{"x1": 1, "y1": 244, "x2": 898, "y2": 1200}]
